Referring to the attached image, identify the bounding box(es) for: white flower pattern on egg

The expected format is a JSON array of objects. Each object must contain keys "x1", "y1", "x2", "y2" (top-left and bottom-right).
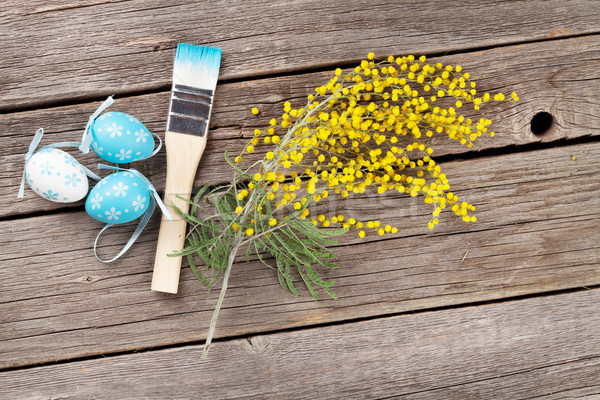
[
  {"x1": 127, "y1": 115, "x2": 141, "y2": 124},
  {"x1": 116, "y1": 149, "x2": 132, "y2": 161},
  {"x1": 107, "y1": 122, "x2": 123, "y2": 138},
  {"x1": 113, "y1": 182, "x2": 128, "y2": 197},
  {"x1": 105, "y1": 207, "x2": 121, "y2": 221},
  {"x1": 135, "y1": 129, "x2": 149, "y2": 143},
  {"x1": 132, "y1": 195, "x2": 146, "y2": 212},
  {"x1": 92, "y1": 142, "x2": 104, "y2": 156},
  {"x1": 90, "y1": 193, "x2": 103, "y2": 210}
]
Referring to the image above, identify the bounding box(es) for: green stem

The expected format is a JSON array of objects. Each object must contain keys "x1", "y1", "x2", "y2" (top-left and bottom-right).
[{"x1": 201, "y1": 234, "x2": 243, "y2": 359}]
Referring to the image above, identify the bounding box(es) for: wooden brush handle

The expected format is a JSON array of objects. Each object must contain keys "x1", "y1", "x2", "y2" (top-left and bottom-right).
[{"x1": 152, "y1": 131, "x2": 207, "y2": 294}]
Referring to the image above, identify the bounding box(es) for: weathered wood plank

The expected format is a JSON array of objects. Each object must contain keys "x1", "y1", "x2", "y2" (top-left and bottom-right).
[
  {"x1": 2, "y1": 289, "x2": 599, "y2": 399},
  {"x1": 1, "y1": 141, "x2": 598, "y2": 368},
  {"x1": 1, "y1": 0, "x2": 599, "y2": 110},
  {"x1": 2, "y1": 35, "x2": 599, "y2": 218}
]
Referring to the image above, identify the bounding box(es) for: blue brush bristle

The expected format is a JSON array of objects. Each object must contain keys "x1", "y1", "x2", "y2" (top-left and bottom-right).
[{"x1": 173, "y1": 43, "x2": 222, "y2": 90}]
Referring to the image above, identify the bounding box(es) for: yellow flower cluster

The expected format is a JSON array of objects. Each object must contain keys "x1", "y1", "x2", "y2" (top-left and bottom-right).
[{"x1": 236, "y1": 53, "x2": 517, "y2": 237}]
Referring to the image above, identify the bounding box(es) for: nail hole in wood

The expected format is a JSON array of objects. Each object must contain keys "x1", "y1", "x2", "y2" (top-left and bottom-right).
[{"x1": 530, "y1": 112, "x2": 553, "y2": 135}]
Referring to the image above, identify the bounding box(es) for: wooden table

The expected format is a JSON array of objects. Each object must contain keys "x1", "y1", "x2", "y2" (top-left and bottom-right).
[{"x1": 1, "y1": 1, "x2": 600, "y2": 398}]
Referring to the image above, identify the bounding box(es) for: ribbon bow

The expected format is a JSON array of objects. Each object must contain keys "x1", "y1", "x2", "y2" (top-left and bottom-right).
[
  {"x1": 94, "y1": 165, "x2": 172, "y2": 263},
  {"x1": 79, "y1": 96, "x2": 115, "y2": 154},
  {"x1": 18, "y1": 128, "x2": 45, "y2": 198}
]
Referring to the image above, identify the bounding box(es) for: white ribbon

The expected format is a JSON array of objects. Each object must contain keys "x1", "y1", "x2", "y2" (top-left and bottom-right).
[
  {"x1": 143, "y1": 132, "x2": 163, "y2": 162},
  {"x1": 94, "y1": 197, "x2": 156, "y2": 263},
  {"x1": 18, "y1": 128, "x2": 44, "y2": 198},
  {"x1": 79, "y1": 96, "x2": 115, "y2": 154}
]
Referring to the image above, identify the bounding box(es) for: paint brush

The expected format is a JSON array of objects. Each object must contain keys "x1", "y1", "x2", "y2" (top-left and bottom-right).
[{"x1": 152, "y1": 43, "x2": 222, "y2": 294}]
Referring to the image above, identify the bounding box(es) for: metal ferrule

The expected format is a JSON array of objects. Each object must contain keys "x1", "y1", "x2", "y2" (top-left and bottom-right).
[{"x1": 167, "y1": 84, "x2": 214, "y2": 136}]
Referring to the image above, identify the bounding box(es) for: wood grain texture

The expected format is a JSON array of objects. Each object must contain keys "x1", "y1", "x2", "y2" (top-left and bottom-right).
[
  {"x1": 1, "y1": 0, "x2": 599, "y2": 110},
  {"x1": 2, "y1": 0, "x2": 599, "y2": 393},
  {"x1": 1, "y1": 141, "x2": 598, "y2": 368},
  {"x1": 3, "y1": 35, "x2": 600, "y2": 218},
  {"x1": 2, "y1": 289, "x2": 599, "y2": 399}
]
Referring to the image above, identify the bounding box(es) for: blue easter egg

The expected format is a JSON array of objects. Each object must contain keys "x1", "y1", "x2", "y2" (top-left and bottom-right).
[
  {"x1": 85, "y1": 171, "x2": 150, "y2": 224},
  {"x1": 90, "y1": 112, "x2": 155, "y2": 163}
]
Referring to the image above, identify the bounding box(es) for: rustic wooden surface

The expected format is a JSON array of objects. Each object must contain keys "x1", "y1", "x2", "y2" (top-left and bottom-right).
[
  {"x1": 1, "y1": 0, "x2": 599, "y2": 111},
  {"x1": 2, "y1": 142, "x2": 599, "y2": 369},
  {"x1": 1, "y1": 1, "x2": 599, "y2": 399},
  {"x1": 2, "y1": 290, "x2": 599, "y2": 399},
  {"x1": 3, "y1": 35, "x2": 600, "y2": 218}
]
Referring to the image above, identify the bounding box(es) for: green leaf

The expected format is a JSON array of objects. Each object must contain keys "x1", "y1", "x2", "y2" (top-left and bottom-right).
[
  {"x1": 322, "y1": 286, "x2": 338, "y2": 300},
  {"x1": 284, "y1": 263, "x2": 300, "y2": 296},
  {"x1": 298, "y1": 266, "x2": 319, "y2": 301},
  {"x1": 277, "y1": 269, "x2": 291, "y2": 293},
  {"x1": 306, "y1": 263, "x2": 336, "y2": 287}
]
